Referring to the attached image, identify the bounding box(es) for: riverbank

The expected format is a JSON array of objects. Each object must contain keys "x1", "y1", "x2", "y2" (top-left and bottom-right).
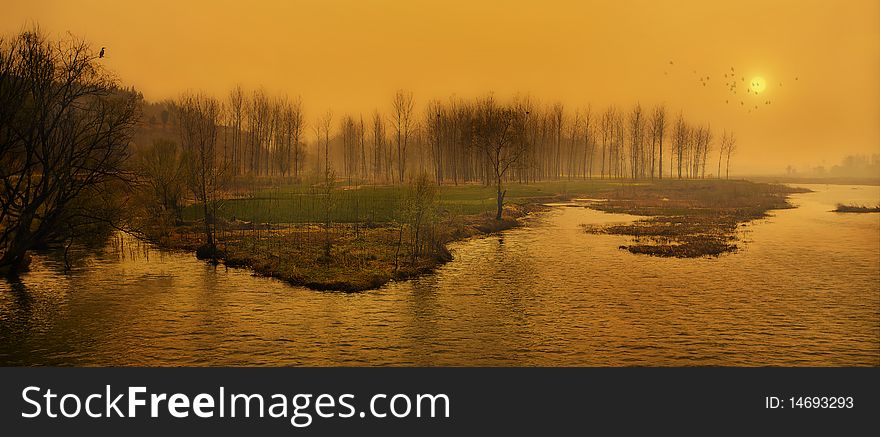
[
  {"x1": 581, "y1": 180, "x2": 810, "y2": 257},
  {"x1": 150, "y1": 179, "x2": 805, "y2": 289}
]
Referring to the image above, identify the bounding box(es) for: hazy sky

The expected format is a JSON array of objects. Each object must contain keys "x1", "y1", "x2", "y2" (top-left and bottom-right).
[{"x1": 3, "y1": 0, "x2": 879, "y2": 173}]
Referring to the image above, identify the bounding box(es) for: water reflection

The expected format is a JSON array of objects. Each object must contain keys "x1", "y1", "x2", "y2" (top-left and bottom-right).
[{"x1": 0, "y1": 184, "x2": 877, "y2": 366}]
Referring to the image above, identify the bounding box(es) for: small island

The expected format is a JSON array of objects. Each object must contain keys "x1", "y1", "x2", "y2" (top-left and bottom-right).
[
  {"x1": 582, "y1": 180, "x2": 810, "y2": 257},
  {"x1": 833, "y1": 203, "x2": 880, "y2": 213}
]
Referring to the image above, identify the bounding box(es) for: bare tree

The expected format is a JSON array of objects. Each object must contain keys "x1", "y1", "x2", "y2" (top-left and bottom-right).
[
  {"x1": 358, "y1": 115, "x2": 367, "y2": 180},
  {"x1": 318, "y1": 110, "x2": 334, "y2": 258},
  {"x1": 288, "y1": 96, "x2": 305, "y2": 179},
  {"x1": 175, "y1": 92, "x2": 225, "y2": 257},
  {"x1": 582, "y1": 105, "x2": 594, "y2": 179},
  {"x1": 341, "y1": 114, "x2": 357, "y2": 183},
  {"x1": 475, "y1": 96, "x2": 526, "y2": 221},
  {"x1": 550, "y1": 103, "x2": 564, "y2": 179},
  {"x1": 672, "y1": 112, "x2": 688, "y2": 179},
  {"x1": 403, "y1": 173, "x2": 439, "y2": 262},
  {"x1": 247, "y1": 89, "x2": 272, "y2": 176},
  {"x1": 723, "y1": 131, "x2": 737, "y2": 179},
  {"x1": 391, "y1": 89, "x2": 414, "y2": 184},
  {"x1": 629, "y1": 103, "x2": 645, "y2": 179},
  {"x1": 567, "y1": 109, "x2": 582, "y2": 179},
  {"x1": 699, "y1": 124, "x2": 713, "y2": 178},
  {"x1": 227, "y1": 85, "x2": 245, "y2": 176},
  {"x1": 510, "y1": 94, "x2": 534, "y2": 183},
  {"x1": 136, "y1": 139, "x2": 185, "y2": 226},
  {"x1": 371, "y1": 110, "x2": 385, "y2": 181},
  {"x1": 651, "y1": 105, "x2": 667, "y2": 179},
  {"x1": 613, "y1": 110, "x2": 626, "y2": 178},
  {"x1": 0, "y1": 29, "x2": 138, "y2": 272},
  {"x1": 600, "y1": 106, "x2": 615, "y2": 179},
  {"x1": 425, "y1": 100, "x2": 443, "y2": 185}
]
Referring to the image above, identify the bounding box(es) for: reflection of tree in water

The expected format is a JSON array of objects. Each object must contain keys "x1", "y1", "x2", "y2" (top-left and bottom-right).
[
  {"x1": 0, "y1": 280, "x2": 33, "y2": 340},
  {"x1": 406, "y1": 274, "x2": 442, "y2": 365},
  {"x1": 403, "y1": 234, "x2": 540, "y2": 364},
  {"x1": 106, "y1": 233, "x2": 154, "y2": 263},
  {"x1": 0, "y1": 279, "x2": 51, "y2": 364}
]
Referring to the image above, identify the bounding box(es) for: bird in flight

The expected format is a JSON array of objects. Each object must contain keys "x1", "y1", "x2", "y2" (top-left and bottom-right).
[{"x1": 99, "y1": 47, "x2": 105, "y2": 58}]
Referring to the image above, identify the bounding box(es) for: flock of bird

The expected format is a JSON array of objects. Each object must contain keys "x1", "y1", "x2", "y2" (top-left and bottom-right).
[{"x1": 665, "y1": 60, "x2": 799, "y2": 114}]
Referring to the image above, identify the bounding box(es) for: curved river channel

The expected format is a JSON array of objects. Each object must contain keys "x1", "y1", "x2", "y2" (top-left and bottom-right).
[{"x1": 1, "y1": 184, "x2": 878, "y2": 366}]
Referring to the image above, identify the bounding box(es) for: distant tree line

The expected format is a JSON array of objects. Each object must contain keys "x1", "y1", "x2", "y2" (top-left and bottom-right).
[
  {"x1": 145, "y1": 88, "x2": 739, "y2": 188},
  {"x1": 791, "y1": 154, "x2": 880, "y2": 179},
  {"x1": 143, "y1": 87, "x2": 742, "y2": 224}
]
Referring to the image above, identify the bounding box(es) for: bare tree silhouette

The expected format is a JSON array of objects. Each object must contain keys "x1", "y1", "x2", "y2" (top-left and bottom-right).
[{"x1": 0, "y1": 29, "x2": 138, "y2": 272}]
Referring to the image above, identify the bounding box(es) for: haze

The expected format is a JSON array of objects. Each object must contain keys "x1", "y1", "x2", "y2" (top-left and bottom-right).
[{"x1": 3, "y1": 0, "x2": 878, "y2": 174}]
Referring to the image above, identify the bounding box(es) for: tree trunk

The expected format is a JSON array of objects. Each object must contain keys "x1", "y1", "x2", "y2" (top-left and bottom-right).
[
  {"x1": 0, "y1": 233, "x2": 33, "y2": 273},
  {"x1": 203, "y1": 200, "x2": 214, "y2": 249},
  {"x1": 726, "y1": 154, "x2": 732, "y2": 179},
  {"x1": 659, "y1": 137, "x2": 663, "y2": 179},
  {"x1": 495, "y1": 179, "x2": 505, "y2": 221},
  {"x1": 0, "y1": 212, "x2": 37, "y2": 273}
]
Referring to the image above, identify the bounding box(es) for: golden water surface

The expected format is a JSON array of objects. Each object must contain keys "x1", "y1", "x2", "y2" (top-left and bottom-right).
[{"x1": 1, "y1": 184, "x2": 877, "y2": 366}]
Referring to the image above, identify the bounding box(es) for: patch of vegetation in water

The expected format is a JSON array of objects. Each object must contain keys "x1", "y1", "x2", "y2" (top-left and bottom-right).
[
  {"x1": 833, "y1": 203, "x2": 880, "y2": 213},
  {"x1": 150, "y1": 204, "x2": 534, "y2": 292},
  {"x1": 582, "y1": 180, "x2": 809, "y2": 258}
]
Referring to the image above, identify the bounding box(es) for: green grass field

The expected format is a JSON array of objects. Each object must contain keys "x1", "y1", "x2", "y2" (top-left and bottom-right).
[
  {"x1": 180, "y1": 178, "x2": 778, "y2": 224},
  {"x1": 181, "y1": 179, "x2": 619, "y2": 224}
]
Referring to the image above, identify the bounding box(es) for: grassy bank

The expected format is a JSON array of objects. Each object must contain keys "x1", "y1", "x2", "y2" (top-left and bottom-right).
[
  {"x1": 152, "y1": 179, "x2": 804, "y2": 290},
  {"x1": 581, "y1": 180, "x2": 809, "y2": 257}
]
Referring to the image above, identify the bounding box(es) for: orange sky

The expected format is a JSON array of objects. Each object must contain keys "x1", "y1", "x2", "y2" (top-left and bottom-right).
[{"x1": 3, "y1": 0, "x2": 879, "y2": 174}]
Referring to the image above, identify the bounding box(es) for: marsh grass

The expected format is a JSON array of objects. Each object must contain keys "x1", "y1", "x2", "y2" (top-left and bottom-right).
[
  {"x1": 583, "y1": 180, "x2": 809, "y2": 257},
  {"x1": 833, "y1": 203, "x2": 880, "y2": 213}
]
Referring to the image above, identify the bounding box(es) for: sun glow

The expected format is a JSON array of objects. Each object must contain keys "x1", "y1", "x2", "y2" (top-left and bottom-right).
[{"x1": 750, "y1": 77, "x2": 766, "y2": 94}]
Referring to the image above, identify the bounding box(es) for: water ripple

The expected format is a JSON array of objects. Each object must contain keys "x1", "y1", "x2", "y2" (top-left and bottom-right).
[{"x1": 0, "y1": 184, "x2": 877, "y2": 366}]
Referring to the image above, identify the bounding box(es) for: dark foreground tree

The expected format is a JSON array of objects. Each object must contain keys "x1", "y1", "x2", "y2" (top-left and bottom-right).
[{"x1": 0, "y1": 29, "x2": 138, "y2": 273}]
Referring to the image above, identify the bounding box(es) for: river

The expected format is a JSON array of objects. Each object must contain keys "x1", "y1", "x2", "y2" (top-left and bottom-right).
[{"x1": 1, "y1": 184, "x2": 878, "y2": 366}]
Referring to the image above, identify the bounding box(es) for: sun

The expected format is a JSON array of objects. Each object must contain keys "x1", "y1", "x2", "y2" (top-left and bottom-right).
[{"x1": 750, "y1": 76, "x2": 766, "y2": 94}]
